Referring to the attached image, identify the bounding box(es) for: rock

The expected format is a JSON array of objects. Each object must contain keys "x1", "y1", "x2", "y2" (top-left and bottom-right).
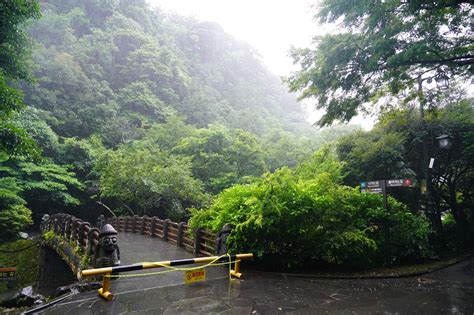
[
  {"x1": 18, "y1": 232, "x2": 29, "y2": 239},
  {"x1": 1, "y1": 286, "x2": 46, "y2": 308},
  {"x1": 53, "y1": 281, "x2": 102, "y2": 298}
]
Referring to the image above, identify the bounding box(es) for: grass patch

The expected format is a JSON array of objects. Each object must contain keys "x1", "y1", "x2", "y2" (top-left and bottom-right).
[{"x1": 0, "y1": 239, "x2": 39, "y2": 294}]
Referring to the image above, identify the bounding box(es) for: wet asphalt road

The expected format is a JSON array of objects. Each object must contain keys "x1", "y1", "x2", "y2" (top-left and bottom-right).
[{"x1": 35, "y1": 233, "x2": 474, "y2": 314}]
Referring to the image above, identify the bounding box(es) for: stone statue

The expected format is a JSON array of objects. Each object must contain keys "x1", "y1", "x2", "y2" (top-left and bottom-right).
[
  {"x1": 215, "y1": 224, "x2": 233, "y2": 255},
  {"x1": 94, "y1": 224, "x2": 120, "y2": 268}
]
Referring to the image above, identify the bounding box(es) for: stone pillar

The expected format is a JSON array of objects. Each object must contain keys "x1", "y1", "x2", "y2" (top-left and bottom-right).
[
  {"x1": 150, "y1": 217, "x2": 158, "y2": 237},
  {"x1": 125, "y1": 216, "x2": 131, "y2": 232},
  {"x1": 131, "y1": 216, "x2": 139, "y2": 233},
  {"x1": 140, "y1": 216, "x2": 148, "y2": 235},
  {"x1": 194, "y1": 228, "x2": 203, "y2": 257},
  {"x1": 78, "y1": 222, "x2": 91, "y2": 252},
  {"x1": 177, "y1": 222, "x2": 186, "y2": 247},
  {"x1": 215, "y1": 224, "x2": 233, "y2": 255},
  {"x1": 97, "y1": 215, "x2": 105, "y2": 229},
  {"x1": 163, "y1": 219, "x2": 171, "y2": 241},
  {"x1": 87, "y1": 227, "x2": 100, "y2": 257}
]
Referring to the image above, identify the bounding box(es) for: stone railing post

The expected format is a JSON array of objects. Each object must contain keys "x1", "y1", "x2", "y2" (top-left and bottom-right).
[
  {"x1": 78, "y1": 222, "x2": 91, "y2": 252},
  {"x1": 214, "y1": 224, "x2": 232, "y2": 255},
  {"x1": 53, "y1": 216, "x2": 60, "y2": 234},
  {"x1": 111, "y1": 216, "x2": 118, "y2": 228},
  {"x1": 57, "y1": 214, "x2": 65, "y2": 236},
  {"x1": 163, "y1": 219, "x2": 170, "y2": 241},
  {"x1": 71, "y1": 219, "x2": 81, "y2": 244},
  {"x1": 125, "y1": 216, "x2": 130, "y2": 232},
  {"x1": 194, "y1": 228, "x2": 203, "y2": 257},
  {"x1": 150, "y1": 217, "x2": 158, "y2": 237},
  {"x1": 140, "y1": 215, "x2": 148, "y2": 235},
  {"x1": 97, "y1": 215, "x2": 105, "y2": 229},
  {"x1": 131, "y1": 216, "x2": 138, "y2": 233},
  {"x1": 177, "y1": 222, "x2": 186, "y2": 247},
  {"x1": 87, "y1": 227, "x2": 100, "y2": 258}
]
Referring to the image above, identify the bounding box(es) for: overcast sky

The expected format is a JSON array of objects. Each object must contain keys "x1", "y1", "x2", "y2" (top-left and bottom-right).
[{"x1": 147, "y1": 0, "x2": 318, "y2": 76}]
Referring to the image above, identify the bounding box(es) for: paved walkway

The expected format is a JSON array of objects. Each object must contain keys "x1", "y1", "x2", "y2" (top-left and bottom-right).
[{"x1": 37, "y1": 233, "x2": 474, "y2": 314}]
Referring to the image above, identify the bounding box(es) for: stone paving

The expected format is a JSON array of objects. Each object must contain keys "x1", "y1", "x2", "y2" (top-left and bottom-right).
[{"x1": 34, "y1": 233, "x2": 474, "y2": 314}]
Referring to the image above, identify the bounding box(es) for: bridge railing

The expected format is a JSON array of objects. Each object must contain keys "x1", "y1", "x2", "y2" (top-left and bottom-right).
[
  {"x1": 101, "y1": 216, "x2": 218, "y2": 257},
  {"x1": 40, "y1": 213, "x2": 100, "y2": 263}
]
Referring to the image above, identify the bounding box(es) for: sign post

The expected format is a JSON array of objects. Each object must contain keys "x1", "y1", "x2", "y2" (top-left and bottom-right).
[
  {"x1": 359, "y1": 179, "x2": 413, "y2": 265},
  {"x1": 0, "y1": 267, "x2": 16, "y2": 281}
]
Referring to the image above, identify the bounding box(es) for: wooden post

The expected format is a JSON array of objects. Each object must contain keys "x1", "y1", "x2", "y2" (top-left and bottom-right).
[
  {"x1": 111, "y1": 216, "x2": 118, "y2": 229},
  {"x1": 78, "y1": 222, "x2": 91, "y2": 251},
  {"x1": 140, "y1": 215, "x2": 148, "y2": 235},
  {"x1": 194, "y1": 228, "x2": 203, "y2": 257},
  {"x1": 131, "y1": 216, "x2": 138, "y2": 233},
  {"x1": 65, "y1": 218, "x2": 73, "y2": 241},
  {"x1": 125, "y1": 216, "x2": 130, "y2": 232},
  {"x1": 72, "y1": 219, "x2": 81, "y2": 244},
  {"x1": 150, "y1": 217, "x2": 158, "y2": 237},
  {"x1": 87, "y1": 227, "x2": 100, "y2": 258},
  {"x1": 163, "y1": 219, "x2": 170, "y2": 241},
  {"x1": 177, "y1": 222, "x2": 185, "y2": 247}
]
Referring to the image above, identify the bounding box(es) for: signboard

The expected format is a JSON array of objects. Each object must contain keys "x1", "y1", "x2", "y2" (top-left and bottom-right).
[
  {"x1": 360, "y1": 179, "x2": 413, "y2": 193},
  {"x1": 184, "y1": 269, "x2": 205, "y2": 284},
  {"x1": 386, "y1": 179, "x2": 413, "y2": 187},
  {"x1": 360, "y1": 187, "x2": 384, "y2": 194},
  {"x1": 0, "y1": 267, "x2": 16, "y2": 281},
  {"x1": 360, "y1": 180, "x2": 385, "y2": 194},
  {"x1": 360, "y1": 181, "x2": 383, "y2": 189}
]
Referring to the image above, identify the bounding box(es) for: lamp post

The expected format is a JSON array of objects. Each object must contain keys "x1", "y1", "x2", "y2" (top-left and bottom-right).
[
  {"x1": 417, "y1": 73, "x2": 448, "y2": 247},
  {"x1": 436, "y1": 134, "x2": 452, "y2": 150}
]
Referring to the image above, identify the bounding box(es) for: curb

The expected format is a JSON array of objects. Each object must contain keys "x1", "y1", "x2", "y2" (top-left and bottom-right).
[{"x1": 251, "y1": 254, "x2": 472, "y2": 280}]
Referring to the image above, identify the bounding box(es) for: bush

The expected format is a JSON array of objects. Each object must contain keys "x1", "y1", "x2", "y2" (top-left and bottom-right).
[
  {"x1": 190, "y1": 167, "x2": 431, "y2": 270},
  {"x1": 0, "y1": 204, "x2": 33, "y2": 239}
]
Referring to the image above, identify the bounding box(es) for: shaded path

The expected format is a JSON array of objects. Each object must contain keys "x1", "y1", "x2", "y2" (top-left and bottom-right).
[{"x1": 38, "y1": 233, "x2": 474, "y2": 314}]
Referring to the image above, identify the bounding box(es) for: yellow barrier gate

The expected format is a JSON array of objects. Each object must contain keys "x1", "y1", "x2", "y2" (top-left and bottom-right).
[{"x1": 81, "y1": 253, "x2": 253, "y2": 300}]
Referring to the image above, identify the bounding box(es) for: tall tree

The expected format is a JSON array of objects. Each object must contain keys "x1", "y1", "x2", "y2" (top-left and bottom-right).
[
  {"x1": 0, "y1": 0, "x2": 41, "y2": 157},
  {"x1": 287, "y1": 0, "x2": 473, "y2": 126}
]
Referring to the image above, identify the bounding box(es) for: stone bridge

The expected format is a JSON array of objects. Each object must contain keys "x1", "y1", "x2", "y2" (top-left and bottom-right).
[{"x1": 37, "y1": 214, "x2": 224, "y2": 289}]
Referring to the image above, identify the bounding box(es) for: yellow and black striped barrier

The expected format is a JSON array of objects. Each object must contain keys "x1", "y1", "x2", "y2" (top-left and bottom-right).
[{"x1": 81, "y1": 253, "x2": 253, "y2": 301}]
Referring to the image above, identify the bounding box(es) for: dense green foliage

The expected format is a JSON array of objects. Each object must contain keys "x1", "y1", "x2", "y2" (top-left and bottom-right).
[
  {"x1": 97, "y1": 139, "x2": 206, "y2": 220},
  {"x1": 0, "y1": 0, "x2": 41, "y2": 158},
  {"x1": 23, "y1": 0, "x2": 308, "y2": 141},
  {"x1": 190, "y1": 148, "x2": 432, "y2": 269},
  {"x1": 2, "y1": 0, "x2": 456, "y2": 273},
  {"x1": 1, "y1": 0, "x2": 360, "y2": 225},
  {"x1": 287, "y1": 0, "x2": 473, "y2": 126},
  {"x1": 337, "y1": 100, "x2": 474, "y2": 247},
  {"x1": 0, "y1": 1, "x2": 42, "y2": 237},
  {"x1": 0, "y1": 175, "x2": 32, "y2": 239}
]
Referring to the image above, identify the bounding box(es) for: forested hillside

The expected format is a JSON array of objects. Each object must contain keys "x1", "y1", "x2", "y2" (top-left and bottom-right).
[
  {"x1": 23, "y1": 0, "x2": 307, "y2": 141},
  {"x1": 1, "y1": 0, "x2": 357, "y2": 232}
]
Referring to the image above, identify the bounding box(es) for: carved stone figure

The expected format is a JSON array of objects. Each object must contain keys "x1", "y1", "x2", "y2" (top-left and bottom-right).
[
  {"x1": 94, "y1": 224, "x2": 120, "y2": 268},
  {"x1": 215, "y1": 224, "x2": 233, "y2": 255}
]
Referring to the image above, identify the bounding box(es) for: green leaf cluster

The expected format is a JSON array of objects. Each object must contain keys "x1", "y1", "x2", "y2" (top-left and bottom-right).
[
  {"x1": 190, "y1": 148, "x2": 431, "y2": 270},
  {"x1": 97, "y1": 139, "x2": 207, "y2": 221},
  {"x1": 337, "y1": 98, "x2": 474, "y2": 248},
  {"x1": 287, "y1": 0, "x2": 473, "y2": 126}
]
